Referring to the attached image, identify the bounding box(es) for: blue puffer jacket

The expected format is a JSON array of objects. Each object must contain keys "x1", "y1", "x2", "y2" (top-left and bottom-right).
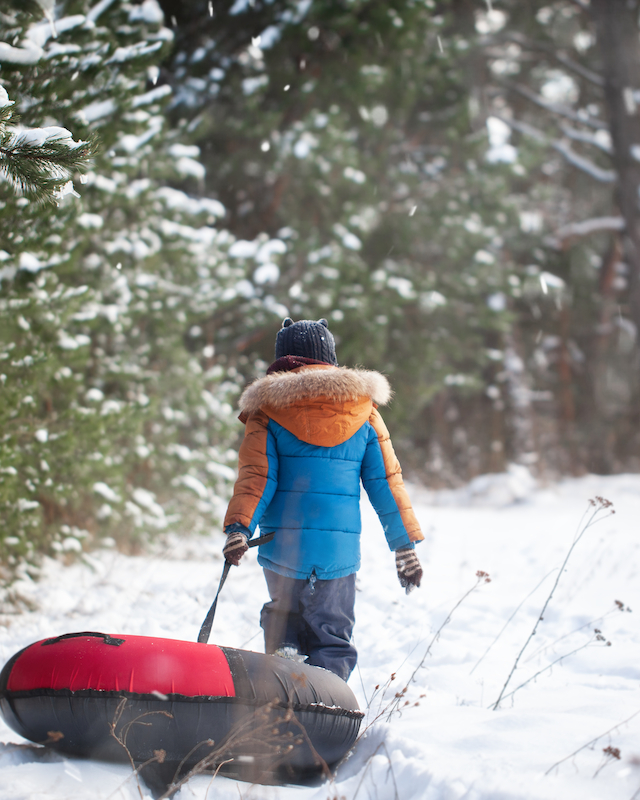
[{"x1": 224, "y1": 364, "x2": 423, "y2": 580}]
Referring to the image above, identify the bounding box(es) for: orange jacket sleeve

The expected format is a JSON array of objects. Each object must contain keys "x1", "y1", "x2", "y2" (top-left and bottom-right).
[
  {"x1": 363, "y1": 408, "x2": 424, "y2": 547},
  {"x1": 223, "y1": 410, "x2": 279, "y2": 534}
]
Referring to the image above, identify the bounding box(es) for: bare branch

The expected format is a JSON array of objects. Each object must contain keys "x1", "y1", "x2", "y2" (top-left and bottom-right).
[
  {"x1": 559, "y1": 123, "x2": 612, "y2": 154},
  {"x1": 552, "y1": 139, "x2": 616, "y2": 182},
  {"x1": 501, "y1": 80, "x2": 607, "y2": 130},
  {"x1": 569, "y1": 0, "x2": 591, "y2": 11},
  {"x1": 545, "y1": 216, "x2": 625, "y2": 250},
  {"x1": 495, "y1": 115, "x2": 616, "y2": 183},
  {"x1": 494, "y1": 114, "x2": 546, "y2": 143},
  {"x1": 503, "y1": 32, "x2": 605, "y2": 88}
]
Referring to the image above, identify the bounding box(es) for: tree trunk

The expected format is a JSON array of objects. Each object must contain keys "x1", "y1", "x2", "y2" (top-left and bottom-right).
[{"x1": 590, "y1": 0, "x2": 640, "y2": 332}]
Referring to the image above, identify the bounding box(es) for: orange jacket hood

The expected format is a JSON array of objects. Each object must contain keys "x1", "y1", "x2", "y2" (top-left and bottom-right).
[{"x1": 238, "y1": 365, "x2": 392, "y2": 446}]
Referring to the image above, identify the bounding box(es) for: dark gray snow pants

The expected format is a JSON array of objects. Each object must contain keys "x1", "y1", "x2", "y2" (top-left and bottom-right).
[{"x1": 260, "y1": 568, "x2": 357, "y2": 682}]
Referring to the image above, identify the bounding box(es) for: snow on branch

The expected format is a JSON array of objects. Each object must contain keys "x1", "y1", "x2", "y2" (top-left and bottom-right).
[
  {"x1": 0, "y1": 87, "x2": 97, "y2": 203},
  {"x1": 552, "y1": 140, "x2": 616, "y2": 183},
  {"x1": 502, "y1": 80, "x2": 607, "y2": 130},
  {"x1": 495, "y1": 115, "x2": 546, "y2": 143},
  {"x1": 503, "y1": 32, "x2": 604, "y2": 88},
  {"x1": 545, "y1": 217, "x2": 625, "y2": 250},
  {"x1": 495, "y1": 115, "x2": 616, "y2": 183},
  {"x1": 559, "y1": 123, "x2": 612, "y2": 154}
]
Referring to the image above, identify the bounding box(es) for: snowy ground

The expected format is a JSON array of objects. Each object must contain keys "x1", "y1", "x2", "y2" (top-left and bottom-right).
[{"x1": 1, "y1": 470, "x2": 639, "y2": 800}]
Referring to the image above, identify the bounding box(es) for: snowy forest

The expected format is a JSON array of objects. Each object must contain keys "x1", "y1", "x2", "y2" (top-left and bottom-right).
[
  {"x1": 3, "y1": 4, "x2": 640, "y2": 800},
  {"x1": 1, "y1": 0, "x2": 640, "y2": 580}
]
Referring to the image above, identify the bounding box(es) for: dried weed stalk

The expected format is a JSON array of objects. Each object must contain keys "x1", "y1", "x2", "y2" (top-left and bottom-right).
[
  {"x1": 492, "y1": 496, "x2": 615, "y2": 710},
  {"x1": 109, "y1": 696, "x2": 333, "y2": 800},
  {"x1": 361, "y1": 569, "x2": 492, "y2": 729},
  {"x1": 545, "y1": 708, "x2": 640, "y2": 777}
]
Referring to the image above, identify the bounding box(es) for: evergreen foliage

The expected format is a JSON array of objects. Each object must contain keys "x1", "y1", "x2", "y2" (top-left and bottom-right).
[
  {"x1": 1, "y1": 0, "x2": 639, "y2": 584},
  {"x1": 0, "y1": 0, "x2": 253, "y2": 582},
  {"x1": 0, "y1": 84, "x2": 97, "y2": 203},
  {"x1": 157, "y1": 0, "x2": 524, "y2": 478}
]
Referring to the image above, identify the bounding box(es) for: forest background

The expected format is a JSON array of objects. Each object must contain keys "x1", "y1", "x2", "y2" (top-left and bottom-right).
[{"x1": 1, "y1": 0, "x2": 639, "y2": 584}]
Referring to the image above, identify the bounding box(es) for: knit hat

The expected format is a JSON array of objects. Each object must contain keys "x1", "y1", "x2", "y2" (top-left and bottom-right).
[{"x1": 275, "y1": 318, "x2": 338, "y2": 365}]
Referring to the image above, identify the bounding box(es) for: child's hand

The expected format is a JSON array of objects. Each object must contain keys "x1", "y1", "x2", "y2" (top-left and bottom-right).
[
  {"x1": 395, "y1": 548, "x2": 422, "y2": 594},
  {"x1": 223, "y1": 530, "x2": 249, "y2": 565}
]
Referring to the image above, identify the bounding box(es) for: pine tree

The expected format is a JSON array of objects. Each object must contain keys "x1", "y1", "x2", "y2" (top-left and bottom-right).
[
  {"x1": 0, "y1": 0, "x2": 247, "y2": 582},
  {"x1": 475, "y1": 0, "x2": 640, "y2": 474},
  {"x1": 156, "y1": 0, "x2": 524, "y2": 481}
]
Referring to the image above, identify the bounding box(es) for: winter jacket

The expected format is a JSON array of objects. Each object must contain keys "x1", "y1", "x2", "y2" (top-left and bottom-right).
[{"x1": 224, "y1": 364, "x2": 424, "y2": 580}]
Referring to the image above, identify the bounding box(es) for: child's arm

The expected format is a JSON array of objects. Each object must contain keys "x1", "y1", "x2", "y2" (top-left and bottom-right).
[
  {"x1": 361, "y1": 408, "x2": 424, "y2": 550},
  {"x1": 223, "y1": 410, "x2": 279, "y2": 562}
]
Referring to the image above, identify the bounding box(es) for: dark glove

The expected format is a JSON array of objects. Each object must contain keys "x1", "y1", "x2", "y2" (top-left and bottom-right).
[
  {"x1": 395, "y1": 548, "x2": 422, "y2": 594},
  {"x1": 223, "y1": 529, "x2": 248, "y2": 566}
]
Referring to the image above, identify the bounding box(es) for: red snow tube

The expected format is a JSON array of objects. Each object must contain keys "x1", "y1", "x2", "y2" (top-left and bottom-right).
[{"x1": 0, "y1": 632, "x2": 363, "y2": 785}]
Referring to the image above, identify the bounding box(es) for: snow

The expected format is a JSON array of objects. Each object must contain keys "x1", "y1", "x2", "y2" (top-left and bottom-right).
[
  {"x1": 132, "y1": 85, "x2": 172, "y2": 108},
  {"x1": 486, "y1": 116, "x2": 517, "y2": 164},
  {"x1": 87, "y1": 0, "x2": 117, "y2": 23},
  {"x1": 0, "y1": 86, "x2": 14, "y2": 109},
  {"x1": 14, "y1": 126, "x2": 81, "y2": 148},
  {"x1": 1, "y1": 473, "x2": 640, "y2": 800},
  {"x1": 0, "y1": 42, "x2": 43, "y2": 65},
  {"x1": 106, "y1": 41, "x2": 165, "y2": 65},
  {"x1": 128, "y1": 0, "x2": 164, "y2": 26},
  {"x1": 174, "y1": 156, "x2": 206, "y2": 180},
  {"x1": 78, "y1": 99, "x2": 117, "y2": 124}
]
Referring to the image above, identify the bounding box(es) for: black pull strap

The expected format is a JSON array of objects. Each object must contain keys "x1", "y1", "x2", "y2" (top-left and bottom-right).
[
  {"x1": 197, "y1": 532, "x2": 274, "y2": 645},
  {"x1": 42, "y1": 631, "x2": 125, "y2": 647}
]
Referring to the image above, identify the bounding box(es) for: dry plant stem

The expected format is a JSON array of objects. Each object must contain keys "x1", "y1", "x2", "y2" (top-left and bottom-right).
[
  {"x1": 351, "y1": 742, "x2": 400, "y2": 800},
  {"x1": 545, "y1": 708, "x2": 640, "y2": 775},
  {"x1": 158, "y1": 758, "x2": 234, "y2": 800},
  {"x1": 107, "y1": 698, "x2": 172, "y2": 800},
  {"x1": 492, "y1": 502, "x2": 614, "y2": 710},
  {"x1": 470, "y1": 568, "x2": 557, "y2": 675},
  {"x1": 375, "y1": 572, "x2": 490, "y2": 724},
  {"x1": 351, "y1": 742, "x2": 384, "y2": 800},
  {"x1": 107, "y1": 697, "x2": 318, "y2": 800},
  {"x1": 592, "y1": 746, "x2": 621, "y2": 779},
  {"x1": 496, "y1": 633, "x2": 609, "y2": 706},
  {"x1": 524, "y1": 603, "x2": 621, "y2": 663}
]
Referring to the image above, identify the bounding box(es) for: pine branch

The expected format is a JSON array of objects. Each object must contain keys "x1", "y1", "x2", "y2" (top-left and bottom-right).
[{"x1": 0, "y1": 127, "x2": 98, "y2": 204}]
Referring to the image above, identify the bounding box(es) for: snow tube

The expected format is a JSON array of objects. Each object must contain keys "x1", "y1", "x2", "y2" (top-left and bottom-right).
[{"x1": 0, "y1": 631, "x2": 363, "y2": 784}]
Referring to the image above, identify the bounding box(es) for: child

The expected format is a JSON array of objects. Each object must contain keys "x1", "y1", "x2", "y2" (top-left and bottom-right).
[{"x1": 222, "y1": 318, "x2": 423, "y2": 681}]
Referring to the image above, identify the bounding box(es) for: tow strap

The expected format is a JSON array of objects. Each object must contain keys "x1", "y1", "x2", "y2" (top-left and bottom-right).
[{"x1": 197, "y1": 532, "x2": 275, "y2": 644}]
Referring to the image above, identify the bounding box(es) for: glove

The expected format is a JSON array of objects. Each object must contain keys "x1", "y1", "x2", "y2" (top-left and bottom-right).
[
  {"x1": 395, "y1": 548, "x2": 422, "y2": 594},
  {"x1": 223, "y1": 529, "x2": 249, "y2": 566}
]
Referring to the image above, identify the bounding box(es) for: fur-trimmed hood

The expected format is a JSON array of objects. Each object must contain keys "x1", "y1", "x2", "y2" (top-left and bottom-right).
[
  {"x1": 239, "y1": 366, "x2": 392, "y2": 447},
  {"x1": 239, "y1": 365, "x2": 392, "y2": 415}
]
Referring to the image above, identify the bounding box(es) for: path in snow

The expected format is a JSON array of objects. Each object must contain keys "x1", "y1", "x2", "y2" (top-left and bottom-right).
[{"x1": 1, "y1": 471, "x2": 639, "y2": 800}]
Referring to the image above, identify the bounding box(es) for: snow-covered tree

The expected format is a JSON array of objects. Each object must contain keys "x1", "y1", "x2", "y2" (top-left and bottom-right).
[
  {"x1": 476, "y1": 0, "x2": 640, "y2": 474},
  {"x1": 156, "y1": 0, "x2": 526, "y2": 481},
  {"x1": 0, "y1": 0, "x2": 252, "y2": 580}
]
